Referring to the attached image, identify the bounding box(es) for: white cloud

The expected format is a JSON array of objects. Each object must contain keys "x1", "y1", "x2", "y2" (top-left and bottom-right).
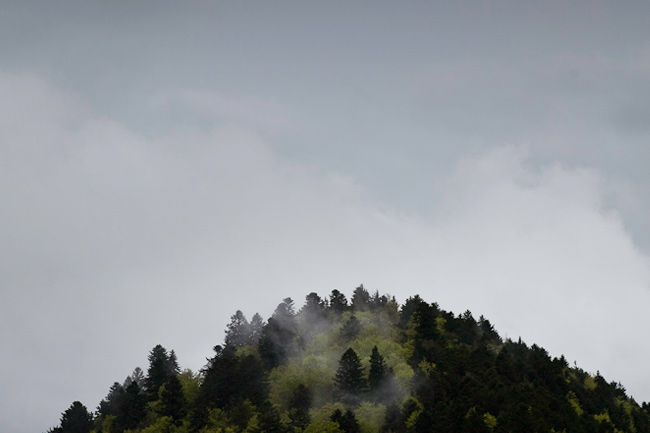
[{"x1": 1, "y1": 73, "x2": 649, "y2": 433}]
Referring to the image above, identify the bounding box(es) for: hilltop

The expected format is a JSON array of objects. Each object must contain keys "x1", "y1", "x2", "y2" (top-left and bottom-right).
[{"x1": 48, "y1": 286, "x2": 650, "y2": 433}]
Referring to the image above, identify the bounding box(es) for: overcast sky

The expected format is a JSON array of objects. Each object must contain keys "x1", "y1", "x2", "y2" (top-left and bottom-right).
[{"x1": 2, "y1": 2, "x2": 650, "y2": 432}]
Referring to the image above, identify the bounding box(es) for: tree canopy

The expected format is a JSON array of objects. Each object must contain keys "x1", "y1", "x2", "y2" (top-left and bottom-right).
[{"x1": 47, "y1": 287, "x2": 650, "y2": 433}]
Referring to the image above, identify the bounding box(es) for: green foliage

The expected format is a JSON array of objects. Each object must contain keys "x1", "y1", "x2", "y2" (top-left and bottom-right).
[
  {"x1": 158, "y1": 374, "x2": 187, "y2": 423},
  {"x1": 288, "y1": 384, "x2": 312, "y2": 430},
  {"x1": 566, "y1": 391, "x2": 584, "y2": 416},
  {"x1": 303, "y1": 420, "x2": 343, "y2": 433},
  {"x1": 584, "y1": 374, "x2": 598, "y2": 391},
  {"x1": 483, "y1": 412, "x2": 497, "y2": 431},
  {"x1": 48, "y1": 287, "x2": 650, "y2": 433},
  {"x1": 354, "y1": 402, "x2": 386, "y2": 433}
]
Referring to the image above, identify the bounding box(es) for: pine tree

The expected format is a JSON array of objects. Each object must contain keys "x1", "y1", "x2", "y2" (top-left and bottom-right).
[
  {"x1": 329, "y1": 289, "x2": 348, "y2": 316},
  {"x1": 59, "y1": 401, "x2": 93, "y2": 433},
  {"x1": 115, "y1": 381, "x2": 146, "y2": 432},
  {"x1": 146, "y1": 344, "x2": 172, "y2": 398},
  {"x1": 351, "y1": 284, "x2": 370, "y2": 312},
  {"x1": 225, "y1": 310, "x2": 252, "y2": 348},
  {"x1": 96, "y1": 382, "x2": 124, "y2": 416},
  {"x1": 159, "y1": 374, "x2": 187, "y2": 424},
  {"x1": 335, "y1": 348, "x2": 366, "y2": 399},
  {"x1": 249, "y1": 313, "x2": 265, "y2": 345},
  {"x1": 368, "y1": 345, "x2": 387, "y2": 392},
  {"x1": 167, "y1": 349, "x2": 181, "y2": 374},
  {"x1": 331, "y1": 409, "x2": 360, "y2": 433}
]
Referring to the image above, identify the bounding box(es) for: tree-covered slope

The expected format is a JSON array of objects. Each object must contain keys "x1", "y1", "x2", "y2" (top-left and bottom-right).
[{"x1": 47, "y1": 286, "x2": 650, "y2": 433}]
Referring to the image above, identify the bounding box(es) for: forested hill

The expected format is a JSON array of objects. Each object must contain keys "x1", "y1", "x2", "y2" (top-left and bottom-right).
[{"x1": 48, "y1": 286, "x2": 650, "y2": 433}]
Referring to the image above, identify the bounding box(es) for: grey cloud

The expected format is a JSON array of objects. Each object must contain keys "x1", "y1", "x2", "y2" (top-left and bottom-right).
[{"x1": 2, "y1": 2, "x2": 650, "y2": 432}]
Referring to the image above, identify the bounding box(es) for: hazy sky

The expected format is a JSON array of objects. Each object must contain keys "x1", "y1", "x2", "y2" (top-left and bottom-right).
[{"x1": 2, "y1": 2, "x2": 650, "y2": 432}]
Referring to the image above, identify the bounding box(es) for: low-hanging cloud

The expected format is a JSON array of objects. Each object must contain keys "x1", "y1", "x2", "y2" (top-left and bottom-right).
[{"x1": 1, "y1": 72, "x2": 649, "y2": 433}]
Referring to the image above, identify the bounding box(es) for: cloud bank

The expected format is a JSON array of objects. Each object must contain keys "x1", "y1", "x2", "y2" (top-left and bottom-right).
[{"x1": 1, "y1": 73, "x2": 649, "y2": 432}]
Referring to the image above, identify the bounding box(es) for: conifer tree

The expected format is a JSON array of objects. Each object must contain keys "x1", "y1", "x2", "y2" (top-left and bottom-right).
[
  {"x1": 351, "y1": 284, "x2": 370, "y2": 312},
  {"x1": 96, "y1": 382, "x2": 124, "y2": 416},
  {"x1": 331, "y1": 409, "x2": 360, "y2": 433},
  {"x1": 115, "y1": 381, "x2": 146, "y2": 431},
  {"x1": 335, "y1": 348, "x2": 366, "y2": 399},
  {"x1": 249, "y1": 312, "x2": 265, "y2": 345},
  {"x1": 167, "y1": 349, "x2": 181, "y2": 374},
  {"x1": 146, "y1": 344, "x2": 172, "y2": 398},
  {"x1": 59, "y1": 401, "x2": 93, "y2": 433},
  {"x1": 225, "y1": 310, "x2": 252, "y2": 348},
  {"x1": 328, "y1": 289, "x2": 348, "y2": 316},
  {"x1": 159, "y1": 374, "x2": 187, "y2": 424},
  {"x1": 368, "y1": 345, "x2": 387, "y2": 392}
]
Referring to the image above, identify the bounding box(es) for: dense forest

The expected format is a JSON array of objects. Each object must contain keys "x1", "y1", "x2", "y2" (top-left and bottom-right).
[{"x1": 48, "y1": 286, "x2": 650, "y2": 433}]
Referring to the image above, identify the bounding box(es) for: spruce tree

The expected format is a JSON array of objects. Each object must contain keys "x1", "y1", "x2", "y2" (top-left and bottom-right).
[
  {"x1": 59, "y1": 401, "x2": 93, "y2": 433},
  {"x1": 368, "y1": 345, "x2": 387, "y2": 392},
  {"x1": 328, "y1": 289, "x2": 348, "y2": 316},
  {"x1": 331, "y1": 409, "x2": 361, "y2": 433},
  {"x1": 225, "y1": 310, "x2": 252, "y2": 348},
  {"x1": 115, "y1": 381, "x2": 146, "y2": 431},
  {"x1": 146, "y1": 344, "x2": 172, "y2": 398},
  {"x1": 335, "y1": 348, "x2": 366, "y2": 399},
  {"x1": 351, "y1": 284, "x2": 370, "y2": 312},
  {"x1": 159, "y1": 374, "x2": 187, "y2": 424},
  {"x1": 249, "y1": 313, "x2": 265, "y2": 345}
]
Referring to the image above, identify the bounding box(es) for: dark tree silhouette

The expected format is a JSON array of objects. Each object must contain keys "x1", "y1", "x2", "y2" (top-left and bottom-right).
[
  {"x1": 328, "y1": 289, "x2": 348, "y2": 316},
  {"x1": 335, "y1": 348, "x2": 366, "y2": 399},
  {"x1": 146, "y1": 344, "x2": 173, "y2": 398},
  {"x1": 368, "y1": 345, "x2": 387, "y2": 392},
  {"x1": 115, "y1": 381, "x2": 146, "y2": 432},
  {"x1": 59, "y1": 401, "x2": 93, "y2": 433},
  {"x1": 331, "y1": 409, "x2": 360, "y2": 433},
  {"x1": 351, "y1": 284, "x2": 370, "y2": 312},
  {"x1": 159, "y1": 374, "x2": 187, "y2": 424},
  {"x1": 225, "y1": 310, "x2": 252, "y2": 348},
  {"x1": 96, "y1": 382, "x2": 124, "y2": 417},
  {"x1": 249, "y1": 312, "x2": 266, "y2": 345}
]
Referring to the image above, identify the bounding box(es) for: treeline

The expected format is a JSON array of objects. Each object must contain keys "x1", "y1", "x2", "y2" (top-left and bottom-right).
[{"x1": 48, "y1": 286, "x2": 650, "y2": 433}]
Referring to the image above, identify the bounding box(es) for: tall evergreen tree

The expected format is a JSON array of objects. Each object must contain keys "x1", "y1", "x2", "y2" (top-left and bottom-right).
[
  {"x1": 249, "y1": 312, "x2": 265, "y2": 345},
  {"x1": 225, "y1": 310, "x2": 252, "y2": 348},
  {"x1": 331, "y1": 409, "x2": 361, "y2": 433},
  {"x1": 368, "y1": 345, "x2": 387, "y2": 393},
  {"x1": 96, "y1": 382, "x2": 124, "y2": 417},
  {"x1": 146, "y1": 344, "x2": 172, "y2": 398},
  {"x1": 335, "y1": 348, "x2": 366, "y2": 399},
  {"x1": 115, "y1": 381, "x2": 146, "y2": 432},
  {"x1": 167, "y1": 349, "x2": 181, "y2": 374},
  {"x1": 329, "y1": 289, "x2": 348, "y2": 316},
  {"x1": 351, "y1": 284, "x2": 370, "y2": 312},
  {"x1": 59, "y1": 401, "x2": 93, "y2": 433},
  {"x1": 159, "y1": 374, "x2": 187, "y2": 424}
]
